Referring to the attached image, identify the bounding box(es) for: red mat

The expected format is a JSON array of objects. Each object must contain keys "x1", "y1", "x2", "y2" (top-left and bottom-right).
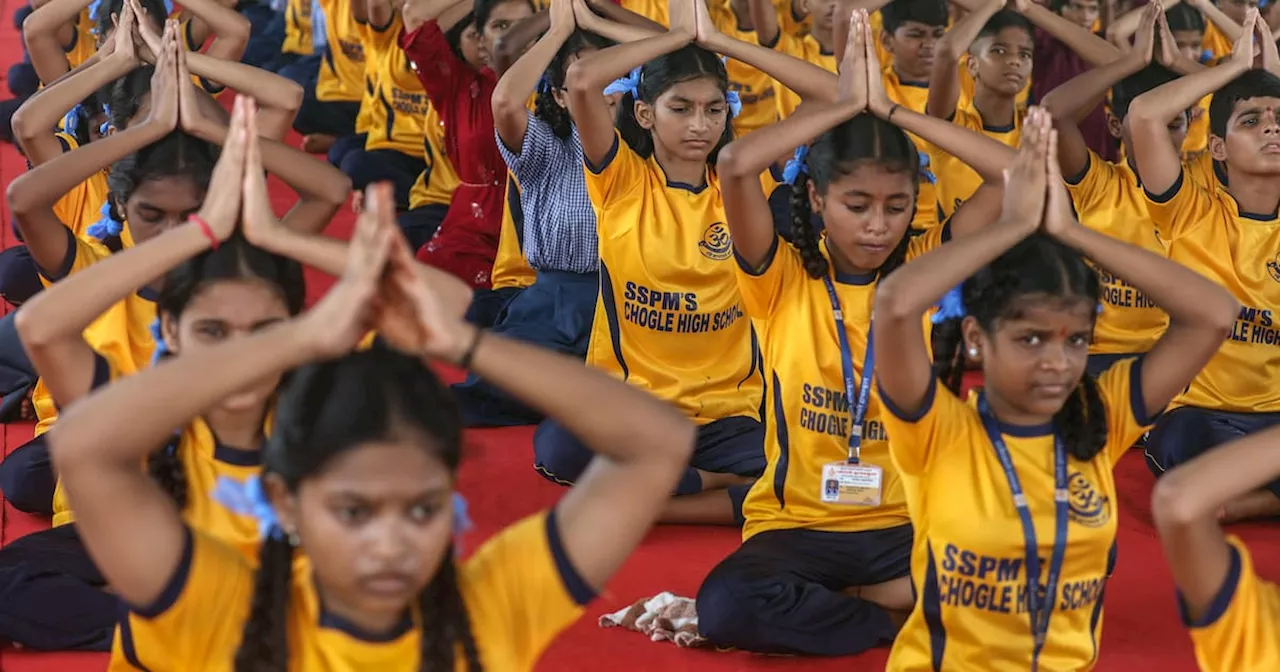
[{"x1": 2, "y1": 9, "x2": 1279, "y2": 670}]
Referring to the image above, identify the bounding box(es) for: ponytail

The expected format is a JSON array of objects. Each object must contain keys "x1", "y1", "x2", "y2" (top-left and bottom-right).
[
  {"x1": 233, "y1": 534, "x2": 293, "y2": 672},
  {"x1": 788, "y1": 172, "x2": 828, "y2": 279}
]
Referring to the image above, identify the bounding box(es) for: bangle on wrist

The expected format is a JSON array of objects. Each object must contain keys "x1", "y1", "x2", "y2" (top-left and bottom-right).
[
  {"x1": 189, "y1": 214, "x2": 219, "y2": 250},
  {"x1": 887, "y1": 103, "x2": 902, "y2": 123},
  {"x1": 458, "y1": 328, "x2": 485, "y2": 369}
]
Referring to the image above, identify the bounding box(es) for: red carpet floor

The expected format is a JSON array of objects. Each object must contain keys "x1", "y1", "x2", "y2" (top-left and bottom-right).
[{"x1": 1, "y1": 6, "x2": 1278, "y2": 669}]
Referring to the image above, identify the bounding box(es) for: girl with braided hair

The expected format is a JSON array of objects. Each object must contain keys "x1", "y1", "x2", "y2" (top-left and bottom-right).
[
  {"x1": 872, "y1": 107, "x2": 1237, "y2": 672},
  {"x1": 696, "y1": 12, "x2": 1009, "y2": 656},
  {"x1": 46, "y1": 106, "x2": 695, "y2": 672}
]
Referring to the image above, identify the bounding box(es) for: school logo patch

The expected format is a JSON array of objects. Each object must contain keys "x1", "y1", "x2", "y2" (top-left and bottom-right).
[
  {"x1": 699, "y1": 222, "x2": 732, "y2": 261},
  {"x1": 1266, "y1": 254, "x2": 1280, "y2": 283},
  {"x1": 1067, "y1": 471, "x2": 1110, "y2": 528}
]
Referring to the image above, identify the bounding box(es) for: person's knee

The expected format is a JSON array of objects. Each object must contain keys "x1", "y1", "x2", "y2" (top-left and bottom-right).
[
  {"x1": 0, "y1": 246, "x2": 43, "y2": 306},
  {"x1": 532, "y1": 422, "x2": 590, "y2": 485},
  {"x1": 0, "y1": 440, "x2": 54, "y2": 515},
  {"x1": 695, "y1": 563, "x2": 765, "y2": 646}
]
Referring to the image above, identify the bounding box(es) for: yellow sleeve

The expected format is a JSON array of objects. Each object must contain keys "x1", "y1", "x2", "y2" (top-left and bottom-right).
[
  {"x1": 1094, "y1": 356, "x2": 1161, "y2": 468},
  {"x1": 1143, "y1": 169, "x2": 1218, "y2": 242},
  {"x1": 113, "y1": 527, "x2": 252, "y2": 669},
  {"x1": 1064, "y1": 150, "x2": 1119, "y2": 216},
  {"x1": 583, "y1": 131, "x2": 648, "y2": 209},
  {"x1": 461, "y1": 510, "x2": 591, "y2": 669},
  {"x1": 1182, "y1": 537, "x2": 1280, "y2": 672},
  {"x1": 904, "y1": 223, "x2": 949, "y2": 261},
  {"x1": 733, "y1": 235, "x2": 804, "y2": 320},
  {"x1": 39, "y1": 227, "x2": 112, "y2": 287},
  {"x1": 880, "y1": 376, "x2": 973, "y2": 477}
]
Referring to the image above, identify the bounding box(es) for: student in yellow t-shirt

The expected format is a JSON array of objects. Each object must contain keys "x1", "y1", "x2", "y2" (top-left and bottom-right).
[
  {"x1": 873, "y1": 109, "x2": 1238, "y2": 672},
  {"x1": 1152, "y1": 425, "x2": 1280, "y2": 672},
  {"x1": 697, "y1": 14, "x2": 1007, "y2": 655},
  {"x1": 927, "y1": 4, "x2": 1033, "y2": 220},
  {"x1": 46, "y1": 181, "x2": 696, "y2": 671},
  {"x1": 293, "y1": 0, "x2": 367, "y2": 148},
  {"x1": 1128, "y1": 16, "x2": 1280, "y2": 523},
  {"x1": 749, "y1": 0, "x2": 841, "y2": 118}
]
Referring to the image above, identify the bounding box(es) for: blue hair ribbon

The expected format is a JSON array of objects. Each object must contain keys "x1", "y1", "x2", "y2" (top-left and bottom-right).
[
  {"x1": 931, "y1": 285, "x2": 967, "y2": 324},
  {"x1": 782, "y1": 145, "x2": 809, "y2": 185},
  {"x1": 724, "y1": 91, "x2": 742, "y2": 119},
  {"x1": 148, "y1": 317, "x2": 170, "y2": 366},
  {"x1": 86, "y1": 200, "x2": 123, "y2": 242},
  {"x1": 603, "y1": 66, "x2": 641, "y2": 97},
  {"x1": 212, "y1": 474, "x2": 284, "y2": 540},
  {"x1": 536, "y1": 73, "x2": 553, "y2": 94},
  {"x1": 62, "y1": 105, "x2": 83, "y2": 138},
  {"x1": 100, "y1": 103, "x2": 112, "y2": 137},
  {"x1": 918, "y1": 151, "x2": 937, "y2": 185}
]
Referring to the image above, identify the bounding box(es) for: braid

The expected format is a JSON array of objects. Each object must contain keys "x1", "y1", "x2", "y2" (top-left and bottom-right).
[
  {"x1": 930, "y1": 317, "x2": 967, "y2": 395},
  {"x1": 233, "y1": 535, "x2": 293, "y2": 672},
  {"x1": 417, "y1": 549, "x2": 482, "y2": 671},
  {"x1": 788, "y1": 173, "x2": 828, "y2": 279},
  {"x1": 533, "y1": 88, "x2": 573, "y2": 139},
  {"x1": 146, "y1": 438, "x2": 187, "y2": 508},
  {"x1": 1055, "y1": 375, "x2": 1109, "y2": 461}
]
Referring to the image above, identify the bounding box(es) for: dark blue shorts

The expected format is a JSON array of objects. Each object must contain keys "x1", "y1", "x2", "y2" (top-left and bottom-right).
[
  {"x1": 0, "y1": 524, "x2": 114, "y2": 651},
  {"x1": 1147, "y1": 406, "x2": 1280, "y2": 499}
]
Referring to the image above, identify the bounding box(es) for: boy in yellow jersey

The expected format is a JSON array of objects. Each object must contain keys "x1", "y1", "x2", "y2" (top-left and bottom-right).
[
  {"x1": 750, "y1": 0, "x2": 841, "y2": 118},
  {"x1": 293, "y1": 0, "x2": 366, "y2": 150},
  {"x1": 874, "y1": 109, "x2": 1238, "y2": 672},
  {"x1": 1129, "y1": 11, "x2": 1280, "y2": 524},
  {"x1": 398, "y1": 102, "x2": 462, "y2": 248},
  {"x1": 709, "y1": 0, "x2": 780, "y2": 136},
  {"x1": 927, "y1": 5, "x2": 1032, "y2": 220},
  {"x1": 1152, "y1": 425, "x2": 1280, "y2": 672}
]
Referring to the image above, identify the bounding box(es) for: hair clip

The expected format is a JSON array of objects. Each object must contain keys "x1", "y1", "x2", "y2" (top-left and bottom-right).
[
  {"x1": 725, "y1": 90, "x2": 742, "y2": 118},
  {"x1": 86, "y1": 199, "x2": 123, "y2": 243},
  {"x1": 537, "y1": 73, "x2": 553, "y2": 94},
  {"x1": 148, "y1": 316, "x2": 171, "y2": 366},
  {"x1": 603, "y1": 66, "x2": 642, "y2": 97},
  {"x1": 212, "y1": 474, "x2": 284, "y2": 540},
  {"x1": 918, "y1": 151, "x2": 937, "y2": 185},
  {"x1": 931, "y1": 284, "x2": 967, "y2": 324},
  {"x1": 62, "y1": 105, "x2": 84, "y2": 137},
  {"x1": 782, "y1": 144, "x2": 809, "y2": 185}
]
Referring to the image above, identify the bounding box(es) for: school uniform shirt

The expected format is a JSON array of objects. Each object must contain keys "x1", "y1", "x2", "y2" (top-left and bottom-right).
[
  {"x1": 282, "y1": 0, "x2": 316, "y2": 55},
  {"x1": 407, "y1": 103, "x2": 461, "y2": 210},
  {"x1": 881, "y1": 67, "x2": 939, "y2": 230},
  {"x1": 620, "y1": 0, "x2": 668, "y2": 25},
  {"x1": 66, "y1": 9, "x2": 98, "y2": 70},
  {"x1": 584, "y1": 131, "x2": 765, "y2": 423},
  {"x1": 108, "y1": 510, "x2": 594, "y2": 671},
  {"x1": 1183, "y1": 95, "x2": 1212, "y2": 157},
  {"x1": 957, "y1": 56, "x2": 1032, "y2": 111},
  {"x1": 316, "y1": 0, "x2": 367, "y2": 106},
  {"x1": 708, "y1": 1, "x2": 778, "y2": 137},
  {"x1": 930, "y1": 103, "x2": 1025, "y2": 221},
  {"x1": 882, "y1": 357, "x2": 1157, "y2": 671},
  {"x1": 180, "y1": 17, "x2": 229, "y2": 96},
  {"x1": 766, "y1": 31, "x2": 837, "y2": 120},
  {"x1": 489, "y1": 175, "x2": 538, "y2": 290},
  {"x1": 1201, "y1": 21, "x2": 1232, "y2": 61},
  {"x1": 1180, "y1": 536, "x2": 1280, "y2": 672},
  {"x1": 1064, "y1": 150, "x2": 1169, "y2": 356},
  {"x1": 736, "y1": 226, "x2": 948, "y2": 540},
  {"x1": 51, "y1": 133, "x2": 111, "y2": 239},
  {"x1": 359, "y1": 18, "x2": 428, "y2": 157},
  {"x1": 1144, "y1": 171, "x2": 1280, "y2": 414}
]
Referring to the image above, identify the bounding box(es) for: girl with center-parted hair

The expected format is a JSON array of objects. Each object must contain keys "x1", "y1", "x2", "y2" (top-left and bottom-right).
[{"x1": 47, "y1": 112, "x2": 698, "y2": 672}]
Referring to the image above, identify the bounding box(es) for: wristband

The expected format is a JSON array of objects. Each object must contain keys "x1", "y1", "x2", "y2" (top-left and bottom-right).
[
  {"x1": 458, "y1": 328, "x2": 485, "y2": 370},
  {"x1": 190, "y1": 214, "x2": 219, "y2": 250},
  {"x1": 887, "y1": 104, "x2": 902, "y2": 123}
]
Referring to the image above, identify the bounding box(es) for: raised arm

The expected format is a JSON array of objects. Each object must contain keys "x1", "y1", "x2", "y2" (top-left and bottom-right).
[
  {"x1": 22, "y1": 0, "x2": 95, "y2": 84},
  {"x1": 402, "y1": 0, "x2": 469, "y2": 33},
  {"x1": 1107, "y1": 0, "x2": 1179, "y2": 44},
  {"x1": 1151, "y1": 425, "x2": 1280, "y2": 620},
  {"x1": 493, "y1": 2, "x2": 577, "y2": 152},
  {"x1": 1128, "y1": 12, "x2": 1255, "y2": 196},
  {"x1": 873, "y1": 108, "x2": 1052, "y2": 415},
  {"x1": 928, "y1": 0, "x2": 1003, "y2": 120},
  {"x1": 1187, "y1": 0, "x2": 1243, "y2": 42},
  {"x1": 491, "y1": 11, "x2": 551, "y2": 74},
  {"x1": 746, "y1": 0, "x2": 781, "y2": 47},
  {"x1": 1042, "y1": 5, "x2": 1155, "y2": 177},
  {"x1": 565, "y1": 0, "x2": 695, "y2": 166},
  {"x1": 575, "y1": 0, "x2": 663, "y2": 43},
  {"x1": 696, "y1": 0, "x2": 838, "y2": 103},
  {"x1": 177, "y1": 0, "x2": 251, "y2": 62},
  {"x1": 1014, "y1": 0, "x2": 1123, "y2": 66}
]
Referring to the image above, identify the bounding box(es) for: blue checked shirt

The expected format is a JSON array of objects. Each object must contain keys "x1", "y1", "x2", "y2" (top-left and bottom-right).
[{"x1": 495, "y1": 112, "x2": 598, "y2": 273}]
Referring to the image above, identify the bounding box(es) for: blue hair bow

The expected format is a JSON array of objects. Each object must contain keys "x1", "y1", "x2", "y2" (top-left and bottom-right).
[
  {"x1": 62, "y1": 105, "x2": 83, "y2": 138},
  {"x1": 918, "y1": 151, "x2": 937, "y2": 185},
  {"x1": 782, "y1": 145, "x2": 809, "y2": 185},
  {"x1": 603, "y1": 66, "x2": 641, "y2": 97},
  {"x1": 99, "y1": 103, "x2": 112, "y2": 137},
  {"x1": 86, "y1": 200, "x2": 123, "y2": 242},
  {"x1": 724, "y1": 91, "x2": 742, "y2": 119},
  {"x1": 213, "y1": 474, "x2": 284, "y2": 540},
  {"x1": 148, "y1": 317, "x2": 170, "y2": 366},
  {"x1": 931, "y1": 285, "x2": 967, "y2": 324},
  {"x1": 537, "y1": 73, "x2": 553, "y2": 95}
]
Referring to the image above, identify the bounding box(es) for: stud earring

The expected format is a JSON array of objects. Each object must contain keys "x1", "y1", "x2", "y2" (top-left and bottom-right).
[{"x1": 968, "y1": 347, "x2": 979, "y2": 357}]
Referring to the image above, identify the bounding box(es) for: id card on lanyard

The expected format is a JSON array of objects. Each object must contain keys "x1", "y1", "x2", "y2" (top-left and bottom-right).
[
  {"x1": 818, "y1": 275, "x2": 884, "y2": 507},
  {"x1": 977, "y1": 395, "x2": 1070, "y2": 671}
]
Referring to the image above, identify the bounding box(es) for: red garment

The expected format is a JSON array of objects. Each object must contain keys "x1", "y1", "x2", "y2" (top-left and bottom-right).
[
  {"x1": 1031, "y1": 28, "x2": 1118, "y2": 163},
  {"x1": 401, "y1": 21, "x2": 505, "y2": 288}
]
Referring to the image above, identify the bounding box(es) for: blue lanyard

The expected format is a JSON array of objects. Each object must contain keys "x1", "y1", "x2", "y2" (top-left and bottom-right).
[
  {"x1": 822, "y1": 276, "x2": 875, "y2": 464},
  {"x1": 977, "y1": 396, "x2": 1069, "y2": 671}
]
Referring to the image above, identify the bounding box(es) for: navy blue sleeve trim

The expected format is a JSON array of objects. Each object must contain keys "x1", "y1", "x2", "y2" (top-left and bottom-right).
[
  {"x1": 1178, "y1": 544, "x2": 1242, "y2": 628},
  {"x1": 38, "y1": 227, "x2": 79, "y2": 283},
  {"x1": 733, "y1": 235, "x2": 780, "y2": 276},
  {"x1": 1065, "y1": 154, "x2": 1091, "y2": 186},
  {"x1": 545, "y1": 508, "x2": 597, "y2": 606},
  {"x1": 877, "y1": 376, "x2": 936, "y2": 423},
  {"x1": 370, "y1": 16, "x2": 395, "y2": 31},
  {"x1": 585, "y1": 135, "x2": 619, "y2": 175},
  {"x1": 1144, "y1": 170, "x2": 1184, "y2": 204},
  {"x1": 63, "y1": 27, "x2": 80, "y2": 54},
  {"x1": 1125, "y1": 355, "x2": 1162, "y2": 426},
  {"x1": 56, "y1": 135, "x2": 72, "y2": 154},
  {"x1": 90, "y1": 352, "x2": 112, "y2": 390},
  {"x1": 129, "y1": 526, "x2": 194, "y2": 619},
  {"x1": 940, "y1": 219, "x2": 953, "y2": 243}
]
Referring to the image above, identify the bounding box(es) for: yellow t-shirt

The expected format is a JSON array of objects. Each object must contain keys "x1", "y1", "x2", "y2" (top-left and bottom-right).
[
  {"x1": 316, "y1": 0, "x2": 367, "y2": 105},
  {"x1": 282, "y1": 0, "x2": 315, "y2": 56},
  {"x1": 1202, "y1": 21, "x2": 1232, "y2": 61},
  {"x1": 584, "y1": 132, "x2": 764, "y2": 423},
  {"x1": 490, "y1": 174, "x2": 538, "y2": 290},
  {"x1": 884, "y1": 358, "x2": 1156, "y2": 671},
  {"x1": 407, "y1": 103, "x2": 461, "y2": 209},
  {"x1": 711, "y1": 1, "x2": 777, "y2": 137},
  {"x1": 736, "y1": 227, "x2": 947, "y2": 540},
  {"x1": 66, "y1": 8, "x2": 98, "y2": 70},
  {"x1": 620, "y1": 0, "x2": 668, "y2": 25},
  {"x1": 881, "y1": 68, "x2": 938, "y2": 230},
  {"x1": 108, "y1": 511, "x2": 591, "y2": 671},
  {"x1": 51, "y1": 133, "x2": 111, "y2": 239},
  {"x1": 1181, "y1": 536, "x2": 1280, "y2": 672},
  {"x1": 359, "y1": 18, "x2": 428, "y2": 156},
  {"x1": 1144, "y1": 171, "x2": 1280, "y2": 414},
  {"x1": 768, "y1": 31, "x2": 837, "y2": 120},
  {"x1": 930, "y1": 103, "x2": 1025, "y2": 221}
]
